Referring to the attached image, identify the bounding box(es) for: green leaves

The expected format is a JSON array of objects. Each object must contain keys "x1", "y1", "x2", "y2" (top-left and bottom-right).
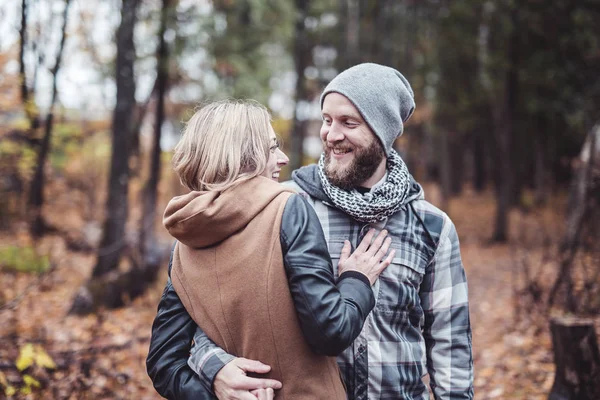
[{"x1": 0, "y1": 246, "x2": 51, "y2": 275}]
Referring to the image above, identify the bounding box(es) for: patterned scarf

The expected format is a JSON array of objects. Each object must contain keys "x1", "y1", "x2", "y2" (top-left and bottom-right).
[{"x1": 317, "y1": 149, "x2": 411, "y2": 223}]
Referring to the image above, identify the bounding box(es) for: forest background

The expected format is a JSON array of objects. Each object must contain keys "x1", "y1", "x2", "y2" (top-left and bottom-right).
[{"x1": 0, "y1": 0, "x2": 599, "y2": 399}]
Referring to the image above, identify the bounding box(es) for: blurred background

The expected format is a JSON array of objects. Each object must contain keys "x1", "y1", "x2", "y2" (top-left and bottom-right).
[{"x1": 0, "y1": 0, "x2": 599, "y2": 399}]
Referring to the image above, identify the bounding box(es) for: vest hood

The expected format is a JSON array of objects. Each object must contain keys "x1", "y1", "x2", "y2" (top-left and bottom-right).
[{"x1": 163, "y1": 176, "x2": 294, "y2": 248}]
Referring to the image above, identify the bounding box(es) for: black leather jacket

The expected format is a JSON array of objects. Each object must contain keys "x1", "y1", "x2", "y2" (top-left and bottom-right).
[{"x1": 146, "y1": 194, "x2": 375, "y2": 399}]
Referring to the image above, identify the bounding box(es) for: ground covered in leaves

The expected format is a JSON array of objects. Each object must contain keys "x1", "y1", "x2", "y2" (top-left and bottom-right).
[{"x1": 0, "y1": 185, "x2": 596, "y2": 399}]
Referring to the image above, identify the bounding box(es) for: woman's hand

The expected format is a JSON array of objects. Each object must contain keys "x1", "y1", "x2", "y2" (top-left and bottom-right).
[{"x1": 338, "y1": 229, "x2": 395, "y2": 285}]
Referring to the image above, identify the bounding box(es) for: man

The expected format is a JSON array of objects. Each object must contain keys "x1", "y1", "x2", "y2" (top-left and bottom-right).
[{"x1": 147, "y1": 63, "x2": 474, "y2": 399}]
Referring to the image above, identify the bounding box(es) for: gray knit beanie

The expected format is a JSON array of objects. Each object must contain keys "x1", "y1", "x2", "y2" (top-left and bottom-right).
[{"x1": 320, "y1": 63, "x2": 416, "y2": 155}]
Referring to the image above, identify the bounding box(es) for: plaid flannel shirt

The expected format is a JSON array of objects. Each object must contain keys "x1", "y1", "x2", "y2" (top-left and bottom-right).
[{"x1": 189, "y1": 174, "x2": 473, "y2": 400}]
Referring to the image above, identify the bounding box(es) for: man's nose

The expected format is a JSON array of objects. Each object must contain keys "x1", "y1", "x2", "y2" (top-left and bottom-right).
[{"x1": 326, "y1": 123, "x2": 345, "y2": 143}]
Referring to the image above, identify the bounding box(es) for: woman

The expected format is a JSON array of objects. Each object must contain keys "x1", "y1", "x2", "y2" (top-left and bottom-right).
[{"x1": 162, "y1": 99, "x2": 394, "y2": 399}]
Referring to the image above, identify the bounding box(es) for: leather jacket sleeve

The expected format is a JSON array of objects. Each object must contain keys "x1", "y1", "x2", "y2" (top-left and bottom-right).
[
  {"x1": 146, "y1": 250, "x2": 217, "y2": 400},
  {"x1": 280, "y1": 194, "x2": 375, "y2": 356}
]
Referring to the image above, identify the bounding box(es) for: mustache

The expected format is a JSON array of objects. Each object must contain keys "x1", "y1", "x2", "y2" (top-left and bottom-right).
[{"x1": 324, "y1": 143, "x2": 353, "y2": 152}]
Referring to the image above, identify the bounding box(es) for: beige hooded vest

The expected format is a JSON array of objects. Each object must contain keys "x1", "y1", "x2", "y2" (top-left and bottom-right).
[{"x1": 164, "y1": 176, "x2": 346, "y2": 399}]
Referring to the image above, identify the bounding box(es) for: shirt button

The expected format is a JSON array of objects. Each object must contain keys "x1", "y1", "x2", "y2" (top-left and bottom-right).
[{"x1": 358, "y1": 345, "x2": 365, "y2": 353}]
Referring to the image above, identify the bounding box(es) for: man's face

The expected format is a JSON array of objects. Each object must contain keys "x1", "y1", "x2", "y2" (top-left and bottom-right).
[{"x1": 320, "y1": 92, "x2": 386, "y2": 190}]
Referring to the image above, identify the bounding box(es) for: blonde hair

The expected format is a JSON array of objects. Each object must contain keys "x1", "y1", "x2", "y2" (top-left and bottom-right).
[{"x1": 173, "y1": 99, "x2": 272, "y2": 192}]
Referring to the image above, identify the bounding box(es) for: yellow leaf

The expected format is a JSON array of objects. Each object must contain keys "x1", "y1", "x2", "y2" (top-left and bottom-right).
[
  {"x1": 0, "y1": 371, "x2": 7, "y2": 387},
  {"x1": 20, "y1": 385, "x2": 32, "y2": 395},
  {"x1": 15, "y1": 343, "x2": 35, "y2": 371},
  {"x1": 23, "y1": 374, "x2": 41, "y2": 388},
  {"x1": 5, "y1": 385, "x2": 17, "y2": 396},
  {"x1": 34, "y1": 345, "x2": 56, "y2": 369}
]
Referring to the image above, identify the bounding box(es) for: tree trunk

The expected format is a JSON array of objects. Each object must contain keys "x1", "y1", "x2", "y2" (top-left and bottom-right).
[
  {"x1": 140, "y1": 0, "x2": 170, "y2": 282},
  {"x1": 423, "y1": 125, "x2": 436, "y2": 182},
  {"x1": 472, "y1": 127, "x2": 486, "y2": 192},
  {"x1": 449, "y1": 133, "x2": 464, "y2": 196},
  {"x1": 548, "y1": 124, "x2": 599, "y2": 310},
  {"x1": 492, "y1": 4, "x2": 518, "y2": 242},
  {"x1": 548, "y1": 317, "x2": 600, "y2": 400},
  {"x1": 563, "y1": 125, "x2": 598, "y2": 252},
  {"x1": 440, "y1": 129, "x2": 451, "y2": 213},
  {"x1": 378, "y1": 0, "x2": 393, "y2": 66},
  {"x1": 401, "y1": 1, "x2": 416, "y2": 78},
  {"x1": 491, "y1": 107, "x2": 511, "y2": 241},
  {"x1": 289, "y1": 0, "x2": 310, "y2": 172},
  {"x1": 92, "y1": 0, "x2": 139, "y2": 278},
  {"x1": 129, "y1": 78, "x2": 158, "y2": 177},
  {"x1": 476, "y1": 2, "x2": 494, "y2": 193},
  {"x1": 19, "y1": 0, "x2": 41, "y2": 133},
  {"x1": 28, "y1": 0, "x2": 71, "y2": 238},
  {"x1": 70, "y1": 266, "x2": 160, "y2": 314},
  {"x1": 19, "y1": 0, "x2": 28, "y2": 105},
  {"x1": 345, "y1": 0, "x2": 359, "y2": 68},
  {"x1": 70, "y1": 0, "x2": 140, "y2": 315},
  {"x1": 364, "y1": 0, "x2": 378, "y2": 62},
  {"x1": 534, "y1": 115, "x2": 548, "y2": 205}
]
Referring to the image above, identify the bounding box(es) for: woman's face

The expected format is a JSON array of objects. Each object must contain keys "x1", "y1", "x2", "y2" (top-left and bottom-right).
[{"x1": 262, "y1": 126, "x2": 289, "y2": 182}]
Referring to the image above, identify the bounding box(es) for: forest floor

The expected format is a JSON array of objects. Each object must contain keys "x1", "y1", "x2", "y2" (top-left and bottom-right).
[{"x1": 0, "y1": 183, "x2": 595, "y2": 399}]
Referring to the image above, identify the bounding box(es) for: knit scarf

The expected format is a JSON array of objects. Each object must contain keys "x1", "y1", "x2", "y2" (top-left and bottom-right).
[{"x1": 317, "y1": 149, "x2": 411, "y2": 223}]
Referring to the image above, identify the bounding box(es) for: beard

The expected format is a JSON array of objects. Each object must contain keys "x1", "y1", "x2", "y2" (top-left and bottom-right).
[{"x1": 323, "y1": 138, "x2": 386, "y2": 191}]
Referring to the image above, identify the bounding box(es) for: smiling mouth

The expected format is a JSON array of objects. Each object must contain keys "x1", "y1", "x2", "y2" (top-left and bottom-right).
[
  {"x1": 331, "y1": 147, "x2": 352, "y2": 155},
  {"x1": 272, "y1": 171, "x2": 280, "y2": 180}
]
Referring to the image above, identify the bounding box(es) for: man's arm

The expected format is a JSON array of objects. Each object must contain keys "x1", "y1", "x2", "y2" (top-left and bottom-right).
[
  {"x1": 189, "y1": 327, "x2": 282, "y2": 399},
  {"x1": 188, "y1": 327, "x2": 234, "y2": 388},
  {"x1": 420, "y1": 218, "x2": 474, "y2": 400}
]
